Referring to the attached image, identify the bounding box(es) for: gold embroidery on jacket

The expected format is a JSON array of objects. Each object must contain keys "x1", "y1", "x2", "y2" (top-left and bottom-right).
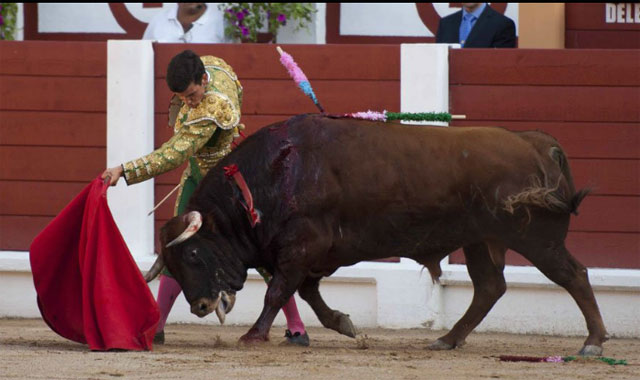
[{"x1": 123, "y1": 55, "x2": 243, "y2": 213}]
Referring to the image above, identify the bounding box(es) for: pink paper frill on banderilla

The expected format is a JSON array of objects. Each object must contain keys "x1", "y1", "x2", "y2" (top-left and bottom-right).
[
  {"x1": 279, "y1": 50, "x2": 309, "y2": 83},
  {"x1": 346, "y1": 110, "x2": 388, "y2": 121}
]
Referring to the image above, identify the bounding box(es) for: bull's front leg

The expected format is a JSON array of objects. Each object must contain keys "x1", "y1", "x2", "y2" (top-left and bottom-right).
[
  {"x1": 298, "y1": 276, "x2": 357, "y2": 338},
  {"x1": 239, "y1": 271, "x2": 301, "y2": 344}
]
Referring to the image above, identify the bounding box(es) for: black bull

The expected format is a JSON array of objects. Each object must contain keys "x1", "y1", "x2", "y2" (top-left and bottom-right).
[{"x1": 147, "y1": 114, "x2": 608, "y2": 355}]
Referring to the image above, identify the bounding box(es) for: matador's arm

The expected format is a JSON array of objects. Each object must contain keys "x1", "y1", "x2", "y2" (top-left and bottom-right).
[{"x1": 122, "y1": 120, "x2": 216, "y2": 185}]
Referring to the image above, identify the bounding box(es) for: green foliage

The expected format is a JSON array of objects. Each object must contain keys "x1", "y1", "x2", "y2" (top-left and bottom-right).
[
  {"x1": 219, "y1": 3, "x2": 315, "y2": 43},
  {"x1": 1, "y1": 3, "x2": 18, "y2": 40}
]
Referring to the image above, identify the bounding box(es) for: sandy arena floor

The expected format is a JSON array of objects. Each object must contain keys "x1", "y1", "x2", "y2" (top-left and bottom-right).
[{"x1": 1, "y1": 318, "x2": 638, "y2": 380}]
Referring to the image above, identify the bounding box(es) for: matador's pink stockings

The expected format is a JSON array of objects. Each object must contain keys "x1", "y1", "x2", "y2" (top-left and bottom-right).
[
  {"x1": 156, "y1": 275, "x2": 182, "y2": 332},
  {"x1": 281, "y1": 295, "x2": 306, "y2": 335}
]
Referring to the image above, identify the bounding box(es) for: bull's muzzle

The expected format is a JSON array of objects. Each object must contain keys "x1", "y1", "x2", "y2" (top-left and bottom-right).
[{"x1": 190, "y1": 291, "x2": 235, "y2": 324}]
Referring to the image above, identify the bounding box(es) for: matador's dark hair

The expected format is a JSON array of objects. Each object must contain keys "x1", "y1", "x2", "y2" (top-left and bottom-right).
[{"x1": 166, "y1": 50, "x2": 205, "y2": 93}]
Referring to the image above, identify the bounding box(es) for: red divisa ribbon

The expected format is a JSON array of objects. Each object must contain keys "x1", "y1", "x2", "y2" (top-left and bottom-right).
[{"x1": 223, "y1": 164, "x2": 261, "y2": 227}]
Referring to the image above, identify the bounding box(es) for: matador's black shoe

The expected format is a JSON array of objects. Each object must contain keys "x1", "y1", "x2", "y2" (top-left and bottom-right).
[
  {"x1": 283, "y1": 329, "x2": 310, "y2": 347},
  {"x1": 153, "y1": 330, "x2": 165, "y2": 345}
]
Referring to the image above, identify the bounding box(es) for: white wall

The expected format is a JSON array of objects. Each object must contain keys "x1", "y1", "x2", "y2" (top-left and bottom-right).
[
  {"x1": 32, "y1": 3, "x2": 322, "y2": 44},
  {"x1": 28, "y1": 3, "x2": 521, "y2": 44},
  {"x1": 339, "y1": 3, "x2": 519, "y2": 37}
]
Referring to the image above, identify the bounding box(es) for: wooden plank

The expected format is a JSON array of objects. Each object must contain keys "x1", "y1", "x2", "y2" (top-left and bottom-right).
[
  {"x1": 155, "y1": 78, "x2": 400, "y2": 116},
  {"x1": 0, "y1": 111, "x2": 105, "y2": 147},
  {"x1": 449, "y1": 49, "x2": 640, "y2": 86},
  {"x1": 0, "y1": 40, "x2": 106, "y2": 76},
  {"x1": 449, "y1": 121, "x2": 640, "y2": 159},
  {"x1": 449, "y1": 232, "x2": 639, "y2": 269},
  {"x1": 0, "y1": 146, "x2": 105, "y2": 181},
  {"x1": 565, "y1": 30, "x2": 640, "y2": 49},
  {"x1": 0, "y1": 181, "x2": 87, "y2": 216},
  {"x1": 244, "y1": 79, "x2": 399, "y2": 115},
  {"x1": 571, "y1": 195, "x2": 640, "y2": 233},
  {"x1": 571, "y1": 159, "x2": 640, "y2": 197},
  {"x1": 153, "y1": 43, "x2": 400, "y2": 80},
  {"x1": 0, "y1": 76, "x2": 107, "y2": 112},
  {"x1": 566, "y1": 232, "x2": 639, "y2": 268},
  {"x1": 0, "y1": 215, "x2": 51, "y2": 251},
  {"x1": 450, "y1": 85, "x2": 640, "y2": 123}
]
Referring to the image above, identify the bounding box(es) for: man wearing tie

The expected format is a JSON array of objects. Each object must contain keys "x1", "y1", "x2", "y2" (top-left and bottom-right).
[{"x1": 436, "y1": 3, "x2": 516, "y2": 48}]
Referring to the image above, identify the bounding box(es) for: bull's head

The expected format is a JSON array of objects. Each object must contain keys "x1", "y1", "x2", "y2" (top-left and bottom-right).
[{"x1": 145, "y1": 211, "x2": 245, "y2": 323}]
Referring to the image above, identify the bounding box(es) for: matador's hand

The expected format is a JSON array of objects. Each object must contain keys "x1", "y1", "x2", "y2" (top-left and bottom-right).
[{"x1": 101, "y1": 165, "x2": 124, "y2": 186}]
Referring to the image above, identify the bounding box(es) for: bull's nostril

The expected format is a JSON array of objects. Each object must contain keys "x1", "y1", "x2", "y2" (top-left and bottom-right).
[{"x1": 199, "y1": 303, "x2": 207, "y2": 312}]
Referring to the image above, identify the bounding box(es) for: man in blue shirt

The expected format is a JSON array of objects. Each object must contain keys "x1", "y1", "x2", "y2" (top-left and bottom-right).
[{"x1": 436, "y1": 3, "x2": 516, "y2": 48}]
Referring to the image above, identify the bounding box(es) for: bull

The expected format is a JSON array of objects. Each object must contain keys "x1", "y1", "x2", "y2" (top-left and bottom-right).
[{"x1": 145, "y1": 114, "x2": 608, "y2": 356}]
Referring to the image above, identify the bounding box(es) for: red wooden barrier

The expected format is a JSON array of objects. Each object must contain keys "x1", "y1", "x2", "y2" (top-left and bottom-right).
[
  {"x1": 0, "y1": 41, "x2": 107, "y2": 250},
  {"x1": 448, "y1": 49, "x2": 640, "y2": 268}
]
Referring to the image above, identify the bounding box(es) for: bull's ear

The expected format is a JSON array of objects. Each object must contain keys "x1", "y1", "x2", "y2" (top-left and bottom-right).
[{"x1": 204, "y1": 213, "x2": 217, "y2": 232}]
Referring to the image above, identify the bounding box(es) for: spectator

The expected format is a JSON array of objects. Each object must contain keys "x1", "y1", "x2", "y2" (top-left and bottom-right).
[
  {"x1": 436, "y1": 3, "x2": 516, "y2": 48},
  {"x1": 143, "y1": 3, "x2": 226, "y2": 43}
]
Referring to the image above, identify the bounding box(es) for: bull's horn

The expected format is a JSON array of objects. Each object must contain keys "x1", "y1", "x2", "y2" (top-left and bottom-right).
[
  {"x1": 214, "y1": 292, "x2": 236, "y2": 325},
  {"x1": 215, "y1": 302, "x2": 226, "y2": 325},
  {"x1": 223, "y1": 292, "x2": 236, "y2": 314},
  {"x1": 143, "y1": 254, "x2": 165, "y2": 283},
  {"x1": 166, "y1": 211, "x2": 203, "y2": 247}
]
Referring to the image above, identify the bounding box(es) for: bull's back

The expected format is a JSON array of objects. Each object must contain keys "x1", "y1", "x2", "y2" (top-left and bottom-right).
[{"x1": 282, "y1": 115, "x2": 542, "y2": 208}]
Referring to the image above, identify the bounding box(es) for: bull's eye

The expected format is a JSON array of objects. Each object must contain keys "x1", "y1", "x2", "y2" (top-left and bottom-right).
[{"x1": 187, "y1": 248, "x2": 199, "y2": 263}]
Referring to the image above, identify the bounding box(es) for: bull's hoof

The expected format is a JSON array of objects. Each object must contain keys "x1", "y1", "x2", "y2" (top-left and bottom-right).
[
  {"x1": 428, "y1": 339, "x2": 454, "y2": 351},
  {"x1": 578, "y1": 345, "x2": 603, "y2": 357},
  {"x1": 239, "y1": 332, "x2": 269, "y2": 345},
  {"x1": 336, "y1": 313, "x2": 358, "y2": 338}
]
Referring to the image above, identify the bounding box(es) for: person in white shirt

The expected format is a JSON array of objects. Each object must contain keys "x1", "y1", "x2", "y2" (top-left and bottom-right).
[{"x1": 143, "y1": 3, "x2": 226, "y2": 43}]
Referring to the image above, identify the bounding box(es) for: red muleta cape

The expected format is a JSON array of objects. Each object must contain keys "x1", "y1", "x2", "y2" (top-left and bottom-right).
[{"x1": 30, "y1": 177, "x2": 160, "y2": 351}]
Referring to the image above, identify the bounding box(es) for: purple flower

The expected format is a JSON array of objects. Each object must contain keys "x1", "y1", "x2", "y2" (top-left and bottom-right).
[
  {"x1": 236, "y1": 11, "x2": 244, "y2": 21},
  {"x1": 277, "y1": 13, "x2": 287, "y2": 24},
  {"x1": 242, "y1": 8, "x2": 249, "y2": 15},
  {"x1": 225, "y1": 8, "x2": 233, "y2": 14},
  {"x1": 240, "y1": 25, "x2": 249, "y2": 37},
  {"x1": 0, "y1": 15, "x2": 3, "y2": 26}
]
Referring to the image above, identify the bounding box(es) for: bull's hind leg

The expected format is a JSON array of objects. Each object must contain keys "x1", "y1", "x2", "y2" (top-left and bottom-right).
[
  {"x1": 514, "y1": 241, "x2": 608, "y2": 356},
  {"x1": 430, "y1": 242, "x2": 507, "y2": 350},
  {"x1": 298, "y1": 276, "x2": 358, "y2": 338}
]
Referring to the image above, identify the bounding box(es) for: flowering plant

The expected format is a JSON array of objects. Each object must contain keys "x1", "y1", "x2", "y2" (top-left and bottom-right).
[
  {"x1": 219, "y1": 3, "x2": 315, "y2": 43},
  {"x1": 1, "y1": 3, "x2": 18, "y2": 40}
]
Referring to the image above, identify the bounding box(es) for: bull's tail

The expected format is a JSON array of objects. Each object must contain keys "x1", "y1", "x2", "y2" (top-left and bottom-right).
[
  {"x1": 569, "y1": 187, "x2": 591, "y2": 215},
  {"x1": 503, "y1": 146, "x2": 590, "y2": 216}
]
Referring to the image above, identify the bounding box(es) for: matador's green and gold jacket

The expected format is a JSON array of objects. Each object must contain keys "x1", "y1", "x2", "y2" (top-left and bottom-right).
[{"x1": 122, "y1": 56, "x2": 243, "y2": 215}]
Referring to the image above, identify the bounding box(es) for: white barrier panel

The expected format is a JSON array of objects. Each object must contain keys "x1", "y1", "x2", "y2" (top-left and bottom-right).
[{"x1": 106, "y1": 40, "x2": 156, "y2": 261}]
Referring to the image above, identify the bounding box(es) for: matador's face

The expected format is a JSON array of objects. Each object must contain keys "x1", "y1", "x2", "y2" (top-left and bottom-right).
[{"x1": 176, "y1": 73, "x2": 208, "y2": 109}]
